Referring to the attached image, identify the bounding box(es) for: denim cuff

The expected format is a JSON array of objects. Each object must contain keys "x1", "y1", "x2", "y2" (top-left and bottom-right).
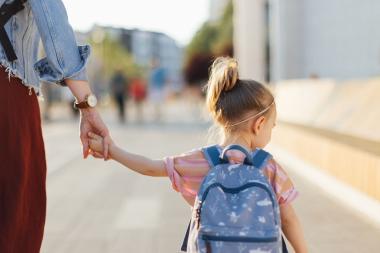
[{"x1": 34, "y1": 45, "x2": 91, "y2": 86}]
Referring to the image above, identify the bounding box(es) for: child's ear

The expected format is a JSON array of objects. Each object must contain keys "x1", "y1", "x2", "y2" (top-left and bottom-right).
[{"x1": 251, "y1": 116, "x2": 266, "y2": 135}]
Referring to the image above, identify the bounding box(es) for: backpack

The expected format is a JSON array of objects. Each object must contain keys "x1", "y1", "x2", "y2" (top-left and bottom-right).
[{"x1": 186, "y1": 144, "x2": 283, "y2": 253}]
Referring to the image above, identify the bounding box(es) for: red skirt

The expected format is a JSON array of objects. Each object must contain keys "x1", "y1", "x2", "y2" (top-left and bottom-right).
[{"x1": 0, "y1": 68, "x2": 46, "y2": 253}]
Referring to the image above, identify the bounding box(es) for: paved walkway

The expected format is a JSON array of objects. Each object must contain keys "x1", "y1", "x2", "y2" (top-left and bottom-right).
[
  {"x1": 40, "y1": 105, "x2": 380, "y2": 253},
  {"x1": 283, "y1": 160, "x2": 380, "y2": 253}
]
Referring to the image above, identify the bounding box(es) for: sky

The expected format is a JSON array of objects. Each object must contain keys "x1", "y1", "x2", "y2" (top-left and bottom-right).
[{"x1": 62, "y1": 0, "x2": 210, "y2": 46}]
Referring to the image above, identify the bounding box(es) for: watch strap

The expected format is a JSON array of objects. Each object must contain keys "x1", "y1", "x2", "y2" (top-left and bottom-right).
[{"x1": 74, "y1": 101, "x2": 89, "y2": 109}]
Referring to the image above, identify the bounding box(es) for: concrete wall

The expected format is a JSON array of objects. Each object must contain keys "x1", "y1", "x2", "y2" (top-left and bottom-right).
[
  {"x1": 234, "y1": 0, "x2": 380, "y2": 81},
  {"x1": 273, "y1": 123, "x2": 380, "y2": 203},
  {"x1": 234, "y1": 0, "x2": 267, "y2": 82},
  {"x1": 270, "y1": 0, "x2": 305, "y2": 80},
  {"x1": 272, "y1": 0, "x2": 380, "y2": 81},
  {"x1": 272, "y1": 78, "x2": 380, "y2": 203},
  {"x1": 274, "y1": 78, "x2": 380, "y2": 141}
]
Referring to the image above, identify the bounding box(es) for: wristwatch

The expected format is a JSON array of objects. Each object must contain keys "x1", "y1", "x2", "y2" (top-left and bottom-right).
[{"x1": 74, "y1": 94, "x2": 98, "y2": 109}]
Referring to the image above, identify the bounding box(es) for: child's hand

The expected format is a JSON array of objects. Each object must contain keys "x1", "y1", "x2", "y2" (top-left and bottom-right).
[{"x1": 88, "y1": 132, "x2": 107, "y2": 159}]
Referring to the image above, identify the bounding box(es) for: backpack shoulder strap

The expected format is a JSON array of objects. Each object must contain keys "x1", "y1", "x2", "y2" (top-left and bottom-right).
[
  {"x1": 180, "y1": 145, "x2": 219, "y2": 252},
  {"x1": 0, "y1": 0, "x2": 28, "y2": 61},
  {"x1": 201, "y1": 145, "x2": 221, "y2": 167},
  {"x1": 252, "y1": 149, "x2": 272, "y2": 169},
  {"x1": 180, "y1": 220, "x2": 191, "y2": 252}
]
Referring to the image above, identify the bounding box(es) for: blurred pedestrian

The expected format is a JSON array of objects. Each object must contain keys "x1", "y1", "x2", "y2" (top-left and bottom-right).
[
  {"x1": 149, "y1": 59, "x2": 167, "y2": 121},
  {"x1": 0, "y1": 1, "x2": 111, "y2": 252},
  {"x1": 129, "y1": 77, "x2": 147, "y2": 123},
  {"x1": 110, "y1": 69, "x2": 129, "y2": 123}
]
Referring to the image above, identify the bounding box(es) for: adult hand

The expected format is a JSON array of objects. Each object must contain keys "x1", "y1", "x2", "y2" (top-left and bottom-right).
[
  {"x1": 79, "y1": 108, "x2": 111, "y2": 160},
  {"x1": 64, "y1": 79, "x2": 111, "y2": 160}
]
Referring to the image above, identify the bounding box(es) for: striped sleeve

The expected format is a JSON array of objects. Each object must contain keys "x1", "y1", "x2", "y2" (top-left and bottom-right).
[
  {"x1": 163, "y1": 149, "x2": 210, "y2": 205},
  {"x1": 263, "y1": 159, "x2": 299, "y2": 205}
]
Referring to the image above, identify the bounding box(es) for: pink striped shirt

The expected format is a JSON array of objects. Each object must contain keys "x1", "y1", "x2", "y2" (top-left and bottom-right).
[{"x1": 164, "y1": 148, "x2": 298, "y2": 206}]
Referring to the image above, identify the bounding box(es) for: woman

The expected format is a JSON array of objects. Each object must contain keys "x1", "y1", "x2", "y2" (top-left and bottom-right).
[{"x1": 0, "y1": 0, "x2": 112, "y2": 252}]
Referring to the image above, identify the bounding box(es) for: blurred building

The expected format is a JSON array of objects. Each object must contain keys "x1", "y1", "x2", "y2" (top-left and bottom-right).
[
  {"x1": 93, "y1": 26, "x2": 183, "y2": 88},
  {"x1": 234, "y1": 0, "x2": 380, "y2": 82}
]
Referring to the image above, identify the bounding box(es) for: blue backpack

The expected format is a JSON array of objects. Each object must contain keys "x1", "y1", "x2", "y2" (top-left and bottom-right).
[{"x1": 186, "y1": 144, "x2": 283, "y2": 253}]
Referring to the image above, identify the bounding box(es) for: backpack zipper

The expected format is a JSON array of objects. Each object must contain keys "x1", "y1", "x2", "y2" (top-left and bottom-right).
[
  {"x1": 201, "y1": 234, "x2": 278, "y2": 243},
  {"x1": 198, "y1": 182, "x2": 278, "y2": 227}
]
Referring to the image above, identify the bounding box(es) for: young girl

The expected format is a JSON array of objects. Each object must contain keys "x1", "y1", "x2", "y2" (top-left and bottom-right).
[{"x1": 88, "y1": 57, "x2": 308, "y2": 253}]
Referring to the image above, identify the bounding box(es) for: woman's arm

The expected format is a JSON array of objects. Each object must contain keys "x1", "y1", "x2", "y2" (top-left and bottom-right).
[
  {"x1": 89, "y1": 132, "x2": 167, "y2": 177},
  {"x1": 29, "y1": 0, "x2": 113, "y2": 159},
  {"x1": 280, "y1": 204, "x2": 308, "y2": 253},
  {"x1": 65, "y1": 79, "x2": 92, "y2": 101},
  {"x1": 29, "y1": 0, "x2": 90, "y2": 84}
]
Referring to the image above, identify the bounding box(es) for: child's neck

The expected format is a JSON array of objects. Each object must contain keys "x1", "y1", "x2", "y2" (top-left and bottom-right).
[{"x1": 222, "y1": 135, "x2": 255, "y2": 151}]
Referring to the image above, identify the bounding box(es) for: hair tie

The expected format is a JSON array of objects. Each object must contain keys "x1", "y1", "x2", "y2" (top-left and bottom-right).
[{"x1": 227, "y1": 100, "x2": 275, "y2": 128}]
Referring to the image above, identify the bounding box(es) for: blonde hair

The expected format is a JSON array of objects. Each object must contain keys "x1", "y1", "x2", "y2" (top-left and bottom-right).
[{"x1": 206, "y1": 57, "x2": 274, "y2": 133}]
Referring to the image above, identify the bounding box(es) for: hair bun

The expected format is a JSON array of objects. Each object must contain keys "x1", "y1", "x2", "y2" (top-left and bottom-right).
[
  {"x1": 227, "y1": 59, "x2": 239, "y2": 89},
  {"x1": 206, "y1": 57, "x2": 240, "y2": 116},
  {"x1": 214, "y1": 57, "x2": 239, "y2": 92}
]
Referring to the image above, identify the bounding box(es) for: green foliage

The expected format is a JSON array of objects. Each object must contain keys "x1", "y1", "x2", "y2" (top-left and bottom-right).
[
  {"x1": 186, "y1": 23, "x2": 219, "y2": 59},
  {"x1": 186, "y1": 0, "x2": 233, "y2": 59},
  {"x1": 184, "y1": 0, "x2": 234, "y2": 84},
  {"x1": 212, "y1": 1, "x2": 234, "y2": 54},
  {"x1": 89, "y1": 34, "x2": 141, "y2": 80}
]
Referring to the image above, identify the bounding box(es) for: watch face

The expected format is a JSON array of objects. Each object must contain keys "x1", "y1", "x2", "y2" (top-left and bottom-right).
[{"x1": 87, "y1": 94, "x2": 98, "y2": 107}]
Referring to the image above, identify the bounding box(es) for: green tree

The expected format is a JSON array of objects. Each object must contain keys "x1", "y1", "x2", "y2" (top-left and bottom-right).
[
  {"x1": 90, "y1": 34, "x2": 141, "y2": 80},
  {"x1": 184, "y1": 0, "x2": 234, "y2": 85},
  {"x1": 186, "y1": 23, "x2": 219, "y2": 61},
  {"x1": 212, "y1": 1, "x2": 234, "y2": 55}
]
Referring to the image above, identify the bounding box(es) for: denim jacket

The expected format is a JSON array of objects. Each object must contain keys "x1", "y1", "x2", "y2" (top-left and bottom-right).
[{"x1": 0, "y1": 0, "x2": 90, "y2": 92}]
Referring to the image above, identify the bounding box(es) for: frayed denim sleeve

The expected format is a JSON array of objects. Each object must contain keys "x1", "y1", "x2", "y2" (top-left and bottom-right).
[{"x1": 29, "y1": 0, "x2": 91, "y2": 85}]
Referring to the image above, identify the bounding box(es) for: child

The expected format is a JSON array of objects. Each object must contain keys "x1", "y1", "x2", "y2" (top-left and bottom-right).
[{"x1": 88, "y1": 57, "x2": 308, "y2": 253}]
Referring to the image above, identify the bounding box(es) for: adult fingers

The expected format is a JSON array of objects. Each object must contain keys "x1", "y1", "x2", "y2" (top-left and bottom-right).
[
  {"x1": 98, "y1": 123, "x2": 110, "y2": 139},
  {"x1": 81, "y1": 134, "x2": 89, "y2": 159}
]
